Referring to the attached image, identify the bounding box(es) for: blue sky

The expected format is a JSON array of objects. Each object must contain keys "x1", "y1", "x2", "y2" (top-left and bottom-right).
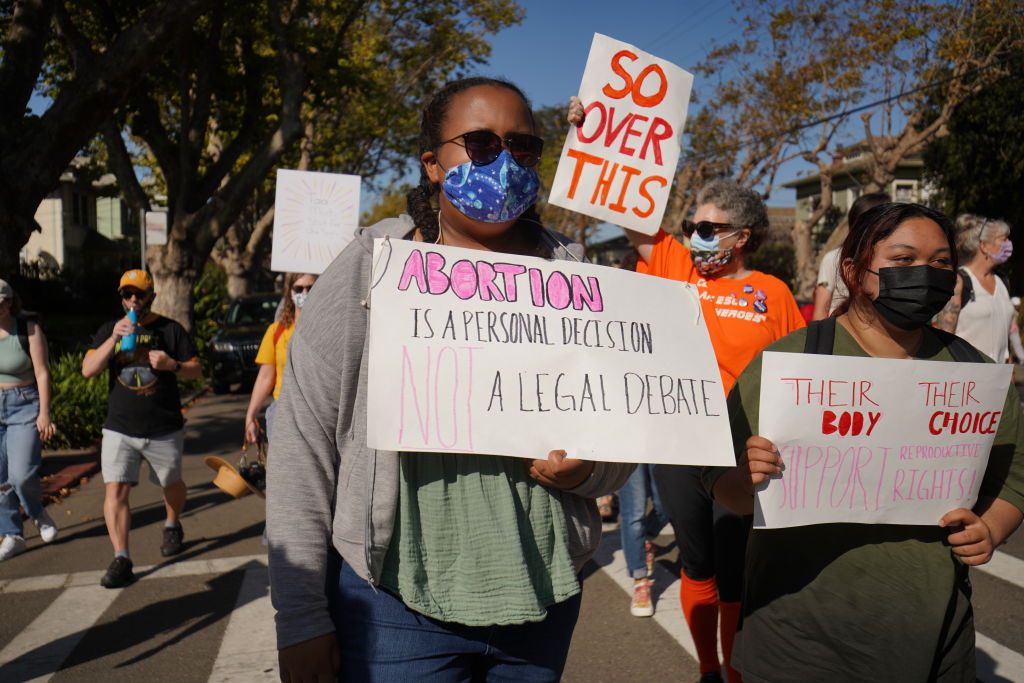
[
  {"x1": 484, "y1": 1, "x2": 741, "y2": 109},
  {"x1": 479, "y1": 0, "x2": 805, "y2": 211}
]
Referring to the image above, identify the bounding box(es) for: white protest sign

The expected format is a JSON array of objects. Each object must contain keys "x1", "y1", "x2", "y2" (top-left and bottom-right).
[
  {"x1": 366, "y1": 238, "x2": 734, "y2": 465},
  {"x1": 271, "y1": 169, "x2": 361, "y2": 274},
  {"x1": 756, "y1": 351, "x2": 1013, "y2": 528},
  {"x1": 548, "y1": 33, "x2": 693, "y2": 235},
  {"x1": 144, "y1": 210, "x2": 167, "y2": 246}
]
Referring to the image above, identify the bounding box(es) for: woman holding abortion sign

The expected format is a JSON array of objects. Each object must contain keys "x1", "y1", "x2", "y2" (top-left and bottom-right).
[
  {"x1": 267, "y1": 77, "x2": 634, "y2": 682},
  {"x1": 569, "y1": 96, "x2": 805, "y2": 683},
  {"x1": 709, "y1": 203, "x2": 1024, "y2": 681}
]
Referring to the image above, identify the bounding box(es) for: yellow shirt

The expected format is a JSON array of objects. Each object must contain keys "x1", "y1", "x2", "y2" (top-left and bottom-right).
[{"x1": 255, "y1": 321, "x2": 294, "y2": 400}]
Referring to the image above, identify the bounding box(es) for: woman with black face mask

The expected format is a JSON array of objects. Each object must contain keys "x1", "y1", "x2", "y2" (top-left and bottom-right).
[{"x1": 706, "y1": 203, "x2": 1024, "y2": 682}]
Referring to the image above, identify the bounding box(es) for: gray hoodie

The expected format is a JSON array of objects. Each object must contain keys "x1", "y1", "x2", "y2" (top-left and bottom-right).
[{"x1": 266, "y1": 216, "x2": 636, "y2": 649}]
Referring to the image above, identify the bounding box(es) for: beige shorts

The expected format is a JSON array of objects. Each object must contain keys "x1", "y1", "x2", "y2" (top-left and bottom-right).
[{"x1": 101, "y1": 428, "x2": 184, "y2": 487}]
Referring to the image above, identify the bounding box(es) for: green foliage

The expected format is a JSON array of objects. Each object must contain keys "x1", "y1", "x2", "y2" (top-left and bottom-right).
[
  {"x1": 192, "y1": 261, "x2": 228, "y2": 375},
  {"x1": 48, "y1": 353, "x2": 108, "y2": 450},
  {"x1": 923, "y1": 52, "x2": 1024, "y2": 234},
  {"x1": 746, "y1": 242, "x2": 798, "y2": 292},
  {"x1": 362, "y1": 184, "x2": 413, "y2": 226}
]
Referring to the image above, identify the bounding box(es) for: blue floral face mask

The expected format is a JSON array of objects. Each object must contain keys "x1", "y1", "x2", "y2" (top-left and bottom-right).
[
  {"x1": 690, "y1": 230, "x2": 739, "y2": 275},
  {"x1": 441, "y1": 150, "x2": 540, "y2": 223}
]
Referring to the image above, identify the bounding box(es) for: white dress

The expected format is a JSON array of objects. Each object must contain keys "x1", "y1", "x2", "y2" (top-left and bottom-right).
[{"x1": 956, "y1": 268, "x2": 1015, "y2": 362}]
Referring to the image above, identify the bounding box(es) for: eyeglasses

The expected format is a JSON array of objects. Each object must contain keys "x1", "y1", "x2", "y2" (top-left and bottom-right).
[
  {"x1": 439, "y1": 130, "x2": 544, "y2": 168},
  {"x1": 119, "y1": 289, "x2": 148, "y2": 300},
  {"x1": 292, "y1": 285, "x2": 314, "y2": 294},
  {"x1": 681, "y1": 220, "x2": 746, "y2": 240}
]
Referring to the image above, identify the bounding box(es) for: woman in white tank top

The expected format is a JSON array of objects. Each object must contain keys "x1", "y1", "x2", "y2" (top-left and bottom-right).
[{"x1": 936, "y1": 214, "x2": 1016, "y2": 362}]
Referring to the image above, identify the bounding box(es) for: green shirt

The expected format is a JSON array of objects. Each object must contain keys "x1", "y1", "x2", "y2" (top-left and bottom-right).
[
  {"x1": 705, "y1": 323, "x2": 1024, "y2": 683},
  {"x1": 380, "y1": 452, "x2": 581, "y2": 626}
]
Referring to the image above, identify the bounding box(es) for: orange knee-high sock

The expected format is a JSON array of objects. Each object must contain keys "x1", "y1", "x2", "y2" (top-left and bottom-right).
[
  {"x1": 719, "y1": 600, "x2": 743, "y2": 683},
  {"x1": 680, "y1": 572, "x2": 720, "y2": 674}
]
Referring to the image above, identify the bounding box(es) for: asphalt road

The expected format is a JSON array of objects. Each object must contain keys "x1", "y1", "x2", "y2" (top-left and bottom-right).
[{"x1": 1, "y1": 392, "x2": 1022, "y2": 682}]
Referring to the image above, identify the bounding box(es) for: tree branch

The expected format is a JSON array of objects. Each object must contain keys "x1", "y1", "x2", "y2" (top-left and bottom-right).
[
  {"x1": 0, "y1": 0, "x2": 55, "y2": 139},
  {"x1": 101, "y1": 118, "x2": 152, "y2": 214}
]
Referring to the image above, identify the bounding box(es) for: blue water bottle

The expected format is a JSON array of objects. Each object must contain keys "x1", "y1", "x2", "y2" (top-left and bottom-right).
[{"x1": 121, "y1": 309, "x2": 138, "y2": 352}]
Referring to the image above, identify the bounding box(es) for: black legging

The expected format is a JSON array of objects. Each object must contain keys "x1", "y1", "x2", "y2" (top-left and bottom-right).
[{"x1": 653, "y1": 464, "x2": 749, "y2": 602}]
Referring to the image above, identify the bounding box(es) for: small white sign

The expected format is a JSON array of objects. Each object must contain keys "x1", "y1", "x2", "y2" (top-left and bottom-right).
[
  {"x1": 366, "y1": 238, "x2": 735, "y2": 465},
  {"x1": 271, "y1": 169, "x2": 361, "y2": 274},
  {"x1": 755, "y1": 351, "x2": 1012, "y2": 528},
  {"x1": 144, "y1": 210, "x2": 167, "y2": 246},
  {"x1": 548, "y1": 33, "x2": 693, "y2": 235}
]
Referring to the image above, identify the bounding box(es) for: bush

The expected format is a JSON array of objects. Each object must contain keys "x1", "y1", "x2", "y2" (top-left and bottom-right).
[
  {"x1": 192, "y1": 262, "x2": 228, "y2": 375},
  {"x1": 48, "y1": 352, "x2": 108, "y2": 450}
]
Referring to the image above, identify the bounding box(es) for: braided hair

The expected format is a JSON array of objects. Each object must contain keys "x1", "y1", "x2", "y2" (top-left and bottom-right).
[{"x1": 406, "y1": 77, "x2": 550, "y2": 257}]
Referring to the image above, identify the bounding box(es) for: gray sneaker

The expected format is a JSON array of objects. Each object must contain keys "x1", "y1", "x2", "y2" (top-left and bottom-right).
[
  {"x1": 0, "y1": 535, "x2": 27, "y2": 561},
  {"x1": 33, "y1": 509, "x2": 59, "y2": 543}
]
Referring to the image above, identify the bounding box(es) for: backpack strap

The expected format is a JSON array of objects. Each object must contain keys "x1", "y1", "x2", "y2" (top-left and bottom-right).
[
  {"x1": 802, "y1": 317, "x2": 836, "y2": 355},
  {"x1": 272, "y1": 322, "x2": 288, "y2": 347},
  {"x1": 958, "y1": 267, "x2": 974, "y2": 310},
  {"x1": 929, "y1": 327, "x2": 986, "y2": 363},
  {"x1": 15, "y1": 317, "x2": 29, "y2": 356},
  {"x1": 804, "y1": 313, "x2": 983, "y2": 363}
]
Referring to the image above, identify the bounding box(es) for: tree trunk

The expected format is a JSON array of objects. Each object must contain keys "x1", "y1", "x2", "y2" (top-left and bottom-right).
[
  {"x1": 0, "y1": 202, "x2": 37, "y2": 278},
  {"x1": 791, "y1": 219, "x2": 816, "y2": 301},
  {"x1": 226, "y1": 274, "x2": 253, "y2": 299},
  {"x1": 147, "y1": 238, "x2": 201, "y2": 333}
]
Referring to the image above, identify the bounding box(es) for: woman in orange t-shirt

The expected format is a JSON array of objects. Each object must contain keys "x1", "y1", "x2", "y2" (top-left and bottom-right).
[{"x1": 640, "y1": 180, "x2": 804, "y2": 683}]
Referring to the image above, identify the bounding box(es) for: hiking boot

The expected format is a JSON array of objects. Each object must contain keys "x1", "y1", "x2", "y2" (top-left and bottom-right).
[
  {"x1": 34, "y1": 509, "x2": 59, "y2": 543},
  {"x1": 100, "y1": 556, "x2": 135, "y2": 588},
  {"x1": 630, "y1": 578, "x2": 654, "y2": 617},
  {"x1": 0, "y1": 535, "x2": 27, "y2": 561},
  {"x1": 160, "y1": 523, "x2": 184, "y2": 557}
]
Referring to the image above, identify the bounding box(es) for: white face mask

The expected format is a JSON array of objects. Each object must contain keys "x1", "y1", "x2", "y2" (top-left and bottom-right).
[{"x1": 291, "y1": 291, "x2": 308, "y2": 309}]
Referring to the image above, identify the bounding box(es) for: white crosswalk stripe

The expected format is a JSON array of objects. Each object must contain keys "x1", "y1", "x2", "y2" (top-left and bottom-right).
[
  {"x1": 2, "y1": 545, "x2": 1024, "y2": 681},
  {"x1": 208, "y1": 565, "x2": 278, "y2": 682},
  {"x1": 0, "y1": 584, "x2": 120, "y2": 683}
]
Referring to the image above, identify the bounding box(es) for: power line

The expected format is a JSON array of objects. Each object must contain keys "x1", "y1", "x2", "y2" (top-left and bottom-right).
[
  {"x1": 683, "y1": 52, "x2": 1018, "y2": 162},
  {"x1": 644, "y1": 1, "x2": 721, "y2": 54}
]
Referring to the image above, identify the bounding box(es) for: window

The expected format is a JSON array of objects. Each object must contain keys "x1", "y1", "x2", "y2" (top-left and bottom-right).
[{"x1": 893, "y1": 182, "x2": 916, "y2": 202}]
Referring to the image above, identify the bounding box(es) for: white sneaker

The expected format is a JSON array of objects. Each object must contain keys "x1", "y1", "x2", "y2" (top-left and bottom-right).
[
  {"x1": 630, "y1": 578, "x2": 655, "y2": 617},
  {"x1": 34, "y1": 509, "x2": 59, "y2": 543},
  {"x1": 0, "y1": 535, "x2": 27, "y2": 561}
]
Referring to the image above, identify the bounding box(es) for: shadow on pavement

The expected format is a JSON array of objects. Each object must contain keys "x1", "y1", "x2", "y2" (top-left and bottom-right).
[{"x1": 0, "y1": 555, "x2": 266, "y2": 680}]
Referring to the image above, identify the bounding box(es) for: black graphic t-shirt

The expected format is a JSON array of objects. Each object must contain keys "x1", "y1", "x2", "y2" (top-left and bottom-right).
[{"x1": 90, "y1": 314, "x2": 197, "y2": 438}]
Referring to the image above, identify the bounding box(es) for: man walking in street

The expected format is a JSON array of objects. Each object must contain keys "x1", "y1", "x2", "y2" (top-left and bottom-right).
[{"x1": 82, "y1": 269, "x2": 201, "y2": 588}]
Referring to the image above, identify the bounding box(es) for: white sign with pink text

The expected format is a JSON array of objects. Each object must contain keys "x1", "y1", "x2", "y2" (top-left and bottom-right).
[
  {"x1": 548, "y1": 33, "x2": 693, "y2": 235},
  {"x1": 366, "y1": 238, "x2": 734, "y2": 465},
  {"x1": 755, "y1": 351, "x2": 1012, "y2": 528}
]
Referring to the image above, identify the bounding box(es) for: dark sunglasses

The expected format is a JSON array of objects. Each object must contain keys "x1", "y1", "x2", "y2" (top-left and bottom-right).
[
  {"x1": 119, "y1": 289, "x2": 149, "y2": 300},
  {"x1": 681, "y1": 220, "x2": 745, "y2": 240},
  {"x1": 292, "y1": 285, "x2": 314, "y2": 294},
  {"x1": 440, "y1": 130, "x2": 544, "y2": 168}
]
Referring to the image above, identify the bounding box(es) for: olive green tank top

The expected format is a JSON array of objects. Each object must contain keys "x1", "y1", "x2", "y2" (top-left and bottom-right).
[{"x1": 0, "y1": 321, "x2": 33, "y2": 383}]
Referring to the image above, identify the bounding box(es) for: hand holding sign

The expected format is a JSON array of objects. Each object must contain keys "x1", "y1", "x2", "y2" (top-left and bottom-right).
[
  {"x1": 550, "y1": 34, "x2": 693, "y2": 235},
  {"x1": 755, "y1": 352, "x2": 1013, "y2": 528}
]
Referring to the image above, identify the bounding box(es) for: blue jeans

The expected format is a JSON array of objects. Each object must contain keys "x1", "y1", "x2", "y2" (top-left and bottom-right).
[
  {"x1": 618, "y1": 463, "x2": 669, "y2": 579},
  {"x1": 328, "y1": 559, "x2": 581, "y2": 682},
  {"x1": 0, "y1": 385, "x2": 43, "y2": 537}
]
